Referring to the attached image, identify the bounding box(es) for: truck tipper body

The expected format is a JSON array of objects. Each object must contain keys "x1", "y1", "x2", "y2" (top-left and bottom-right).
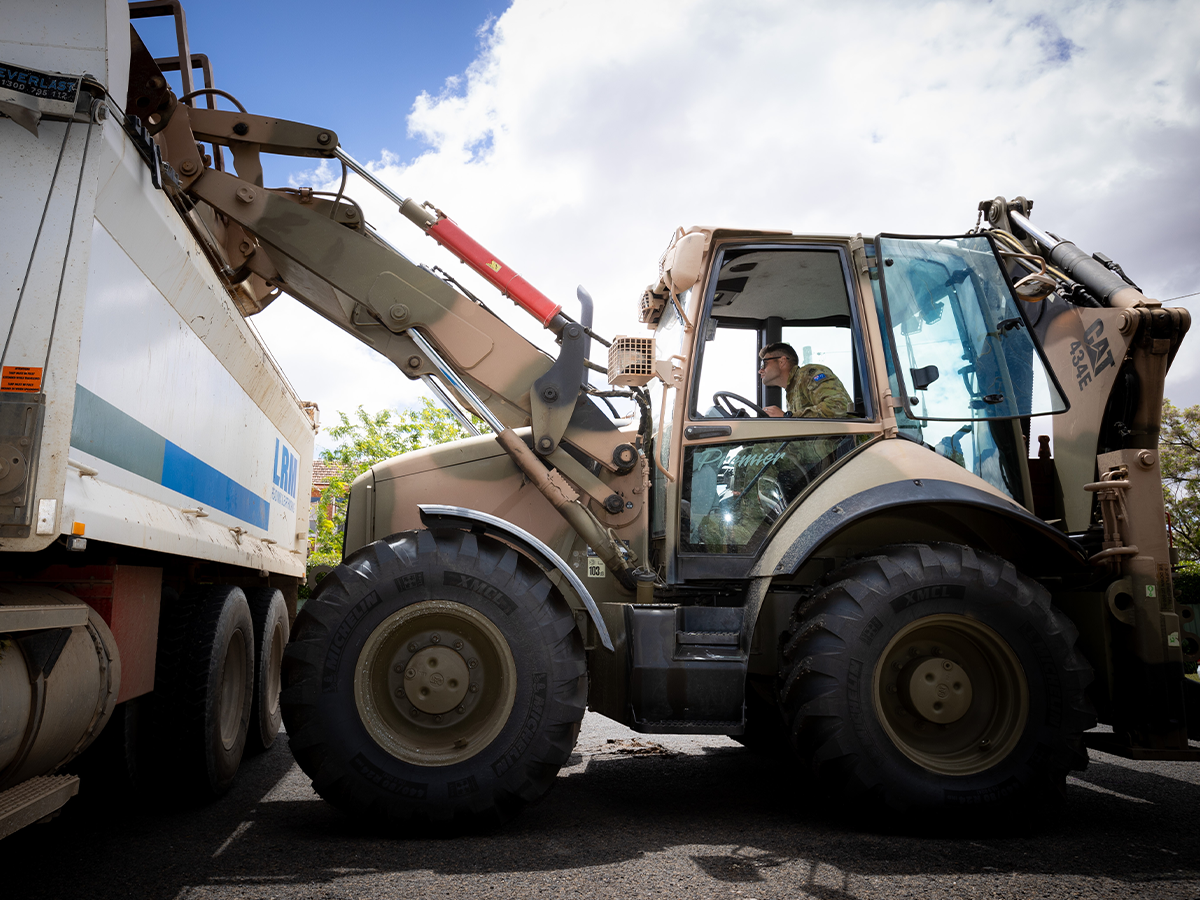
[{"x1": 0, "y1": 0, "x2": 314, "y2": 837}]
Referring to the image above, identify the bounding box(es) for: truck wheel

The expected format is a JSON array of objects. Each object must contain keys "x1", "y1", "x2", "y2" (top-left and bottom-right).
[
  {"x1": 778, "y1": 542, "x2": 1093, "y2": 816},
  {"x1": 151, "y1": 585, "x2": 254, "y2": 799},
  {"x1": 245, "y1": 588, "x2": 290, "y2": 754},
  {"x1": 282, "y1": 529, "x2": 587, "y2": 830}
]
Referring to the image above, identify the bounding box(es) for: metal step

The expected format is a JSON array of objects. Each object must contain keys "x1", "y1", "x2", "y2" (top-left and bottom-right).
[{"x1": 0, "y1": 775, "x2": 80, "y2": 840}]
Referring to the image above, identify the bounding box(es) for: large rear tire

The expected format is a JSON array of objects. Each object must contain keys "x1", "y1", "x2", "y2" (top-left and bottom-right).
[
  {"x1": 282, "y1": 529, "x2": 587, "y2": 831},
  {"x1": 778, "y1": 543, "x2": 1093, "y2": 816},
  {"x1": 245, "y1": 588, "x2": 290, "y2": 754}
]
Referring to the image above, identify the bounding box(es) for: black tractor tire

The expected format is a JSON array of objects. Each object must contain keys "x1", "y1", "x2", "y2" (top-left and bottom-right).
[
  {"x1": 778, "y1": 542, "x2": 1093, "y2": 817},
  {"x1": 281, "y1": 529, "x2": 587, "y2": 831},
  {"x1": 244, "y1": 588, "x2": 290, "y2": 754}
]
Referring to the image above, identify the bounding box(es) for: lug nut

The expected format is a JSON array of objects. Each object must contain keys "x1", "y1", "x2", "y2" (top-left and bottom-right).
[
  {"x1": 410, "y1": 707, "x2": 420, "y2": 716},
  {"x1": 431, "y1": 633, "x2": 440, "y2": 644},
  {"x1": 435, "y1": 715, "x2": 443, "y2": 723},
  {"x1": 454, "y1": 640, "x2": 464, "y2": 650},
  {"x1": 457, "y1": 705, "x2": 465, "y2": 714},
  {"x1": 394, "y1": 664, "x2": 404, "y2": 673},
  {"x1": 395, "y1": 687, "x2": 404, "y2": 696},
  {"x1": 469, "y1": 683, "x2": 479, "y2": 693},
  {"x1": 467, "y1": 658, "x2": 478, "y2": 669}
]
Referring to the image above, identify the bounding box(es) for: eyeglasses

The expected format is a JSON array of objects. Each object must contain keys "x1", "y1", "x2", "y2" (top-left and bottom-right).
[{"x1": 757, "y1": 356, "x2": 786, "y2": 370}]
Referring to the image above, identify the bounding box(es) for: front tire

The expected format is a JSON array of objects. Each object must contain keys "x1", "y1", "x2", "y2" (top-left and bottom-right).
[
  {"x1": 778, "y1": 543, "x2": 1093, "y2": 816},
  {"x1": 282, "y1": 529, "x2": 587, "y2": 830}
]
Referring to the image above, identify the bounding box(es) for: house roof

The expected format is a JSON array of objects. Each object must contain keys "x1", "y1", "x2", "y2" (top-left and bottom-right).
[{"x1": 312, "y1": 460, "x2": 347, "y2": 484}]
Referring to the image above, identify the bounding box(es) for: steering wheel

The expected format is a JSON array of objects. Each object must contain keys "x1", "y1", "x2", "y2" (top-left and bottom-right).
[{"x1": 712, "y1": 391, "x2": 770, "y2": 418}]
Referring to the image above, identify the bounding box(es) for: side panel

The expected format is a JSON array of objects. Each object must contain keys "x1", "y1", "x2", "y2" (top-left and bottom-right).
[{"x1": 65, "y1": 219, "x2": 307, "y2": 571}]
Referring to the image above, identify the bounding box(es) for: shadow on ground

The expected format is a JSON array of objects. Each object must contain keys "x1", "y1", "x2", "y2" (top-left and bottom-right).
[{"x1": 4, "y1": 726, "x2": 1200, "y2": 899}]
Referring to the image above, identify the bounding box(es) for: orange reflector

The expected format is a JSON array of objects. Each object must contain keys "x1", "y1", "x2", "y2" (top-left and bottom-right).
[{"x1": 72, "y1": 522, "x2": 85, "y2": 535}]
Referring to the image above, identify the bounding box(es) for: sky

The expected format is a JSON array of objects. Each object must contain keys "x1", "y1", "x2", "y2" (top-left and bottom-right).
[{"x1": 137, "y1": 0, "x2": 1200, "y2": 449}]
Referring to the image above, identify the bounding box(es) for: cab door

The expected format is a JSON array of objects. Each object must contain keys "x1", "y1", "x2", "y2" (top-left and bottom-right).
[{"x1": 669, "y1": 241, "x2": 881, "y2": 582}]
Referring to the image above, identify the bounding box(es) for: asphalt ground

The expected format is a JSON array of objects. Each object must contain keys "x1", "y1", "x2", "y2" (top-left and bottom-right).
[{"x1": 4, "y1": 714, "x2": 1200, "y2": 900}]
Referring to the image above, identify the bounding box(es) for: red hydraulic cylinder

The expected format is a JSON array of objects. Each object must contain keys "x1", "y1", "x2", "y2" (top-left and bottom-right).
[{"x1": 401, "y1": 200, "x2": 562, "y2": 328}]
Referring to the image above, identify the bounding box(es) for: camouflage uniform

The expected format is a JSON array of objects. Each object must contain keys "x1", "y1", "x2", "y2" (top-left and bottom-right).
[
  {"x1": 785, "y1": 364, "x2": 852, "y2": 418},
  {"x1": 695, "y1": 364, "x2": 854, "y2": 551}
]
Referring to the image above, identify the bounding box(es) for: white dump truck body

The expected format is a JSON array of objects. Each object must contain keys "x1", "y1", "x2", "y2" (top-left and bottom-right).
[
  {"x1": 1, "y1": 1, "x2": 313, "y2": 570},
  {"x1": 0, "y1": 0, "x2": 315, "y2": 836}
]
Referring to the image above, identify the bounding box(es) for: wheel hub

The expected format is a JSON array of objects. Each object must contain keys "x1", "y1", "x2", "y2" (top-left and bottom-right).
[
  {"x1": 903, "y1": 657, "x2": 973, "y2": 724},
  {"x1": 873, "y1": 613, "x2": 1028, "y2": 776},
  {"x1": 355, "y1": 600, "x2": 517, "y2": 766},
  {"x1": 402, "y1": 645, "x2": 470, "y2": 714}
]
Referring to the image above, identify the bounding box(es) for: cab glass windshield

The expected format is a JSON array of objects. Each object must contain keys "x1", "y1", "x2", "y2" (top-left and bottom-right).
[{"x1": 876, "y1": 235, "x2": 1066, "y2": 423}]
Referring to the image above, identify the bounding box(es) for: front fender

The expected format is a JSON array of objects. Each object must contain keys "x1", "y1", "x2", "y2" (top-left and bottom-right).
[{"x1": 418, "y1": 504, "x2": 614, "y2": 651}]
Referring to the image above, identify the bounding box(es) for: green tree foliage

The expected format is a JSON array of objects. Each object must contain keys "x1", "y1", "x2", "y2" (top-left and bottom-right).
[
  {"x1": 309, "y1": 398, "x2": 485, "y2": 569},
  {"x1": 1161, "y1": 400, "x2": 1200, "y2": 583}
]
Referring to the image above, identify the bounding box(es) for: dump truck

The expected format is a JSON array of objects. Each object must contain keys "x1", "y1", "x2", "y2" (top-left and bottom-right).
[
  {"x1": 0, "y1": 0, "x2": 315, "y2": 838},
  {"x1": 5, "y1": 0, "x2": 1196, "y2": 838}
]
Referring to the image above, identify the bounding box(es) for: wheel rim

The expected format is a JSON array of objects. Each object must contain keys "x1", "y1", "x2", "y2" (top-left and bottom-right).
[
  {"x1": 219, "y1": 628, "x2": 248, "y2": 751},
  {"x1": 266, "y1": 619, "x2": 285, "y2": 721},
  {"x1": 872, "y1": 614, "x2": 1028, "y2": 776},
  {"x1": 354, "y1": 600, "x2": 517, "y2": 766}
]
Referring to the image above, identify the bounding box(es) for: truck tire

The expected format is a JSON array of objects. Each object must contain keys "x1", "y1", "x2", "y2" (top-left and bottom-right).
[
  {"x1": 778, "y1": 542, "x2": 1093, "y2": 817},
  {"x1": 244, "y1": 588, "x2": 290, "y2": 754},
  {"x1": 282, "y1": 529, "x2": 587, "y2": 831},
  {"x1": 148, "y1": 585, "x2": 254, "y2": 800}
]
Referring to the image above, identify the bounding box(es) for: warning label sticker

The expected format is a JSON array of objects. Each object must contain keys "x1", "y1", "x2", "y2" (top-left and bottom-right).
[{"x1": 1, "y1": 366, "x2": 43, "y2": 392}]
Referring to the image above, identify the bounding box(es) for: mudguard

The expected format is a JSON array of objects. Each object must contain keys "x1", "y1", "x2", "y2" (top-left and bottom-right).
[
  {"x1": 753, "y1": 471, "x2": 1087, "y2": 581},
  {"x1": 418, "y1": 504, "x2": 614, "y2": 651}
]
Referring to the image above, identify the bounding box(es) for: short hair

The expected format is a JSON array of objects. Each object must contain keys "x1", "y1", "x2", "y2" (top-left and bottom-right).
[{"x1": 760, "y1": 342, "x2": 798, "y2": 365}]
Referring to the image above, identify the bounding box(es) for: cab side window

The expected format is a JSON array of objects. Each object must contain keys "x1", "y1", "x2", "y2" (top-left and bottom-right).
[{"x1": 692, "y1": 247, "x2": 867, "y2": 419}]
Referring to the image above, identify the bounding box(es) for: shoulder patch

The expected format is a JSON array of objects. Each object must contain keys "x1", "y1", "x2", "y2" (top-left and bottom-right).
[{"x1": 811, "y1": 372, "x2": 827, "y2": 383}]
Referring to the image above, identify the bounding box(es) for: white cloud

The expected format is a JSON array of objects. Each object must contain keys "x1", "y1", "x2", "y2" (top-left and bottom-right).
[{"x1": 252, "y1": 0, "x2": 1200, "y2": 447}]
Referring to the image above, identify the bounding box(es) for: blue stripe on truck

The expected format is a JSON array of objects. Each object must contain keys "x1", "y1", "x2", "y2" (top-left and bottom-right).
[
  {"x1": 162, "y1": 440, "x2": 269, "y2": 529},
  {"x1": 70, "y1": 384, "x2": 270, "y2": 529}
]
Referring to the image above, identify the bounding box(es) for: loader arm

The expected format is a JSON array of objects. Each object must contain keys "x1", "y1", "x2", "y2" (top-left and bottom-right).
[{"x1": 130, "y1": 70, "x2": 639, "y2": 587}]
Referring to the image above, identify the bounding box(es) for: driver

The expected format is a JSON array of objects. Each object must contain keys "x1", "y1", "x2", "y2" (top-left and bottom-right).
[
  {"x1": 758, "y1": 342, "x2": 852, "y2": 418},
  {"x1": 694, "y1": 344, "x2": 854, "y2": 552}
]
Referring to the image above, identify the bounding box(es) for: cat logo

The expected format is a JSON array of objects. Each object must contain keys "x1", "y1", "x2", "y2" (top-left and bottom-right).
[{"x1": 1068, "y1": 318, "x2": 1115, "y2": 390}]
